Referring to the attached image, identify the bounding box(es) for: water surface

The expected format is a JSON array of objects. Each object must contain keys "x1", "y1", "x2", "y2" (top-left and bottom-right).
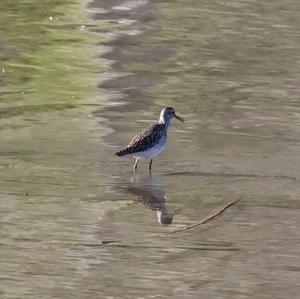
[{"x1": 1, "y1": 0, "x2": 300, "y2": 298}]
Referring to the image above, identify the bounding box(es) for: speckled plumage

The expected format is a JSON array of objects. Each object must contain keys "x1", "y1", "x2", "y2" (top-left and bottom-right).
[{"x1": 115, "y1": 123, "x2": 166, "y2": 157}]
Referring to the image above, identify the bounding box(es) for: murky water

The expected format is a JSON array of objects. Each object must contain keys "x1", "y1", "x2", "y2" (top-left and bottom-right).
[{"x1": 1, "y1": 0, "x2": 300, "y2": 298}]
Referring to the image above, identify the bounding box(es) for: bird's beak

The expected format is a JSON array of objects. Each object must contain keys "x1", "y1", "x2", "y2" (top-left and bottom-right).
[{"x1": 174, "y1": 114, "x2": 184, "y2": 123}]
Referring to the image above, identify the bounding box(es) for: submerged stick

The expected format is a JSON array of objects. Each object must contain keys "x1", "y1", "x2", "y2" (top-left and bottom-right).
[
  {"x1": 100, "y1": 240, "x2": 121, "y2": 245},
  {"x1": 171, "y1": 197, "x2": 242, "y2": 234}
]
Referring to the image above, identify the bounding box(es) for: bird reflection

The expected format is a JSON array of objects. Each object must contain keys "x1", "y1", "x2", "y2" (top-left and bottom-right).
[{"x1": 128, "y1": 175, "x2": 174, "y2": 226}]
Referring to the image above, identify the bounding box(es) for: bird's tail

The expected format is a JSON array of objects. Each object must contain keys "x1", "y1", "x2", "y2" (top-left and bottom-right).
[{"x1": 115, "y1": 148, "x2": 131, "y2": 157}]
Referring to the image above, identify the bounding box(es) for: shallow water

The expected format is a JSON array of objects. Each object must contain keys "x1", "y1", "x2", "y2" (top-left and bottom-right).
[{"x1": 1, "y1": 0, "x2": 300, "y2": 298}]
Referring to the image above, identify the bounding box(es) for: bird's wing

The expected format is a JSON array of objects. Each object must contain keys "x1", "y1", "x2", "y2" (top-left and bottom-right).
[{"x1": 125, "y1": 123, "x2": 164, "y2": 154}]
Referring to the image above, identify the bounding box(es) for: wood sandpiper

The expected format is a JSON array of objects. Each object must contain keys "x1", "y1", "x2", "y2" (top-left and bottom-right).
[{"x1": 115, "y1": 107, "x2": 184, "y2": 171}]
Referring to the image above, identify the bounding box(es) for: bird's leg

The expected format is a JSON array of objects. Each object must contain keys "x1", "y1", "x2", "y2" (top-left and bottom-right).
[
  {"x1": 149, "y1": 159, "x2": 153, "y2": 171},
  {"x1": 133, "y1": 158, "x2": 139, "y2": 172}
]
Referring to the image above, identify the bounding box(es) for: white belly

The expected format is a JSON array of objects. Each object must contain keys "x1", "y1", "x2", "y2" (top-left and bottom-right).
[{"x1": 133, "y1": 139, "x2": 167, "y2": 159}]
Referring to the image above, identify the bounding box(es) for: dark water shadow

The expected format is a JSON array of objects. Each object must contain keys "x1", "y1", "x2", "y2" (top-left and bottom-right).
[
  {"x1": 163, "y1": 171, "x2": 296, "y2": 180},
  {"x1": 78, "y1": 242, "x2": 238, "y2": 252}
]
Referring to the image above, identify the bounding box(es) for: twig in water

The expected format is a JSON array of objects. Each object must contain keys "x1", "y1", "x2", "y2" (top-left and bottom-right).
[
  {"x1": 100, "y1": 240, "x2": 121, "y2": 245},
  {"x1": 171, "y1": 197, "x2": 242, "y2": 234}
]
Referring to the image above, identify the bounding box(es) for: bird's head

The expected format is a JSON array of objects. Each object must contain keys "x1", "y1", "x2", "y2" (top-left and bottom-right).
[{"x1": 159, "y1": 107, "x2": 184, "y2": 124}]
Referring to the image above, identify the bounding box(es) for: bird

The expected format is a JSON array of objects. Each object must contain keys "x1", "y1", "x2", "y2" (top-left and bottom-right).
[{"x1": 115, "y1": 107, "x2": 184, "y2": 171}]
